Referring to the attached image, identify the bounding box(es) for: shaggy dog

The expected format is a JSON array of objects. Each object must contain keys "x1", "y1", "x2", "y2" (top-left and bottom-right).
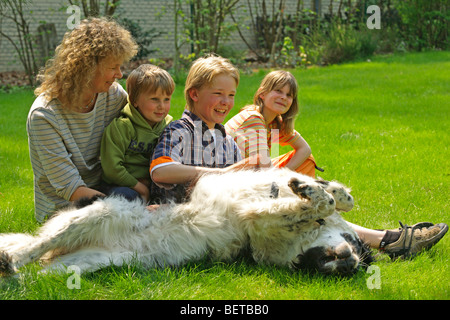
[{"x1": 0, "y1": 168, "x2": 372, "y2": 277}]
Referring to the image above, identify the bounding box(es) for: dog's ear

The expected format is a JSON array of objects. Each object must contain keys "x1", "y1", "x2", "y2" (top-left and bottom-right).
[
  {"x1": 315, "y1": 177, "x2": 329, "y2": 186},
  {"x1": 292, "y1": 247, "x2": 327, "y2": 272},
  {"x1": 292, "y1": 254, "x2": 304, "y2": 270},
  {"x1": 270, "y1": 182, "x2": 279, "y2": 198}
]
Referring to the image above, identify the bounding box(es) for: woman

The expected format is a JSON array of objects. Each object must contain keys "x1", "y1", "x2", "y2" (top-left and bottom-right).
[{"x1": 27, "y1": 18, "x2": 138, "y2": 222}]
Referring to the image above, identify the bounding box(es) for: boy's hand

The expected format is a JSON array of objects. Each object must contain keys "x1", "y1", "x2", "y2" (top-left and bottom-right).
[
  {"x1": 133, "y1": 181, "x2": 150, "y2": 203},
  {"x1": 225, "y1": 154, "x2": 271, "y2": 172}
]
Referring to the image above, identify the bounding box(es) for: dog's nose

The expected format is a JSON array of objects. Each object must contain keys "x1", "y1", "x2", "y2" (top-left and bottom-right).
[
  {"x1": 336, "y1": 259, "x2": 356, "y2": 275},
  {"x1": 335, "y1": 242, "x2": 352, "y2": 259}
]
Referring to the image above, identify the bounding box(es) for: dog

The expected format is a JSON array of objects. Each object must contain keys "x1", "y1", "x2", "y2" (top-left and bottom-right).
[{"x1": 0, "y1": 168, "x2": 372, "y2": 277}]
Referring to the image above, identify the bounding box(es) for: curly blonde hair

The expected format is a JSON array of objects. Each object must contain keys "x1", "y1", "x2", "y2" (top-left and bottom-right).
[
  {"x1": 251, "y1": 70, "x2": 299, "y2": 135},
  {"x1": 35, "y1": 17, "x2": 138, "y2": 110}
]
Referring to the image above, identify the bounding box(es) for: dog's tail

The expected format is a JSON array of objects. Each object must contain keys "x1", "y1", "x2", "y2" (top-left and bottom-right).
[
  {"x1": 0, "y1": 233, "x2": 36, "y2": 253},
  {"x1": 0, "y1": 251, "x2": 16, "y2": 276}
]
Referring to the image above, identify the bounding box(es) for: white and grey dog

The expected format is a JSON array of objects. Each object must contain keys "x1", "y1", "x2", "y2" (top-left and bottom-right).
[{"x1": 0, "y1": 168, "x2": 372, "y2": 277}]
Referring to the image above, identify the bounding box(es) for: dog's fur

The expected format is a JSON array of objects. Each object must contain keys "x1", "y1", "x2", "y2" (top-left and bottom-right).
[{"x1": 0, "y1": 168, "x2": 372, "y2": 277}]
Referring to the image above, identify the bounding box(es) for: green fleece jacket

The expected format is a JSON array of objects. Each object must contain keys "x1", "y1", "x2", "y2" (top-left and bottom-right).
[{"x1": 101, "y1": 103, "x2": 172, "y2": 187}]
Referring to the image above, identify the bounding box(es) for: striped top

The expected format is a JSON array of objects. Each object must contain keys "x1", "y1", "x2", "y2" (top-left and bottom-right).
[
  {"x1": 27, "y1": 82, "x2": 127, "y2": 221},
  {"x1": 225, "y1": 106, "x2": 301, "y2": 159}
]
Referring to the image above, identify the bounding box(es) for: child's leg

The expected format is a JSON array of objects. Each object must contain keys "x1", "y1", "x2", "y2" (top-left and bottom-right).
[
  {"x1": 108, "y1": 186, "x2": 140, "y2": 202},
  {"x1": 346, "y1": 221, "x2": 385, "y2": 248},
  {"x1": 100, "y1": 181, "x2": 141, "y2": 202},
  {"x1": 272, "y1": 151, "x2": 317, "y2": 178}
]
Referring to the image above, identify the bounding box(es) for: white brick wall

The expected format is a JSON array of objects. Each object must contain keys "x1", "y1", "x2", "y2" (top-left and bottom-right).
[{"x1": 0, "y1": 0, "x2": 336, "y2": 73}]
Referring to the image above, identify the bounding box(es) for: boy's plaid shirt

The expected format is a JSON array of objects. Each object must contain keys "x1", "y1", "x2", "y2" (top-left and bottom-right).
[{"x1": 150, "y1": 110, "x2": 242, "y2": 202}]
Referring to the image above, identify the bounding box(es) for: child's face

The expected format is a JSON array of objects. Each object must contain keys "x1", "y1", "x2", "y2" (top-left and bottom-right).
[
  {"x1": 135, "y1": 87, "x2": 171, "y2": 127},
  {"x1": 189, "y1": 74, "x2": 236, "y2": 129},
  {"x1": 259, "y1": 84, "x2": 293, "y2": 116}
]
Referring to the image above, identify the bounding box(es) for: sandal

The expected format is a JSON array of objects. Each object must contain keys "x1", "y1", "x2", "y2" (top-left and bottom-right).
[{"x1": 380, "y1": 221, "x2": 448, "y2": 259}]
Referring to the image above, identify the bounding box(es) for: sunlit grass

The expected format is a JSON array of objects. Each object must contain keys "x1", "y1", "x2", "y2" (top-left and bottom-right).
[{"x1": 0, "y1": 51, "x2": 448, "y2": 300}]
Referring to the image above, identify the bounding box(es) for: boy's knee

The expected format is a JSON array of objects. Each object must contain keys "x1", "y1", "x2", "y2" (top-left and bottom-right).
[{"x1": 109, "y1": 187, "x2": 140, "y2": 201}]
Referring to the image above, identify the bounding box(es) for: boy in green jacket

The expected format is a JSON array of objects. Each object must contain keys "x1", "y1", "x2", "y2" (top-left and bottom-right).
[{"x1": 100, "y1": 64, "x2": 174, "y2": 203}]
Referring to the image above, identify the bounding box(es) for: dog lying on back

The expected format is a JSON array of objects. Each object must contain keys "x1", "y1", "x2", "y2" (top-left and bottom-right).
[{"x1": 0, "y1": 168, "x2": 372, "y2": 277}]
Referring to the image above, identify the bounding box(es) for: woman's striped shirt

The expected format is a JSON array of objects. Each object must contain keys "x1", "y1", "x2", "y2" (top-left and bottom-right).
[{"x1": 27, "y1": 82, "x2": 127, "y2": 222}]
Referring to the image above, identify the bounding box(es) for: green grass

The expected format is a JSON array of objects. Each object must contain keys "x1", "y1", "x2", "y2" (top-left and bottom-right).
[{"x1": 0, "y1": 51, "x2": 449, "y2": 300}]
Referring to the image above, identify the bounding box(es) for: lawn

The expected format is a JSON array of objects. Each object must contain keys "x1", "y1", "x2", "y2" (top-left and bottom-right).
[{"x1": 0, "y1": 51, "x2": 448, "y2": 301}]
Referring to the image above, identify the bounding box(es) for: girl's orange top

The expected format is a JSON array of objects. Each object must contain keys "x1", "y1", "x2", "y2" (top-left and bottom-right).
[{"x1": 225, "y1": 106, "x2": 301, "y2": 158}]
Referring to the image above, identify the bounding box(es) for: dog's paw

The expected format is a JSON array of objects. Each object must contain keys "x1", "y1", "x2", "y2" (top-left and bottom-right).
[
  {"x1": 326, "y1": 184, "x2": 353, "y2": 212},
  {"x1": 289, "y1": 178, "x2": 335, "y2": 209},
  {"x1": 288, "y1": 178, "x2": 308, "y2": 198},
  {"x1": 288, "y1": 178, "x2": 322, "y2": 201},
  {"x1": 316, "y1": 179, "x2": 353, "y2": 212}
]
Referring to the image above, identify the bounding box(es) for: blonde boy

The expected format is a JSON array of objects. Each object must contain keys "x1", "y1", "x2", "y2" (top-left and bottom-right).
[{"x1": 150, "y1": 54, "x2": 243, "y2": 201}]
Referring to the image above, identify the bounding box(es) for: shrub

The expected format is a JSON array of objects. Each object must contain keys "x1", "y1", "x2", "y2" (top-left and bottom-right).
[
  {"x1": 394, "y1": 0, "x2": 449, "y2": 50},
  {"x1": 119, "y1": 18, "x2": 163, "y2": 61}
]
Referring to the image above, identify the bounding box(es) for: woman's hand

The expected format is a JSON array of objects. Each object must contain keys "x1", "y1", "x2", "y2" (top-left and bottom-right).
[{"x1": 70, "y1": 186, "x2": 105, "y2": 202}]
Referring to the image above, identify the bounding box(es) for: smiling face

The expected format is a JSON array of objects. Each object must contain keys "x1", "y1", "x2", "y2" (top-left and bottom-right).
[
  {"x1": 91, "y1": 57, "x2": 124, "y2": 93},
  {"x1": 189, "y1": 74, "x2": 237, "y2": 129},
  {"x1": 135, "y1": 88, "x2": 171, "y2": 127},
  {"x1": 259, "y1": 84, "x2": 294, "y2": 121}
]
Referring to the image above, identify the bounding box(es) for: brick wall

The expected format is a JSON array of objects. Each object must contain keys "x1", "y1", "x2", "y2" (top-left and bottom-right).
[
  {"x1": 0, "y1": 0, "x2": 339, "y2": 73},
  {"x1": 0, "y1": 0, "x2": 70, "y2": 72}
]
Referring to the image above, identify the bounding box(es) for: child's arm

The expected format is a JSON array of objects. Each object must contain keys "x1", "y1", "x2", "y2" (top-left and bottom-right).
[
  {"x1": 132, "y1": 181, "x2": 150, "y2": 202},
  {"x1": 70, "y1": 186, "x2": 106, "y2": 201},
  {"x1": 100, "y1": 119, "x2": 140, "y2": 188},
  {"x1": 151, "y1": 164, "x2": 217, "y2": 185},
  {"x1": 152, "y1": 155, "x2": 263, "y2": 185},
  {"x1": 151, "y1": 121, "x2": 261, "y2": 187},
  {"x1": 283, "y1": 135, "x2": 312, "y2": 171},
  {"x1": 228, "y1": 113, "x2": 272, "y2": 167}
]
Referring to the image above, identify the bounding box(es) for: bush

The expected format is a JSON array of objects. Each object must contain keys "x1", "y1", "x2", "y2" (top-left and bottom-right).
[
  {"x1": 322, "y1": 22, "x2": 360, "y2": 64},
  {"x1": 357, "y1": 29, "x2": 379, "y2": 58},
  {"x1": 300, "y1": 20, "x2": 379, "y2": 66},
  {"x1": 394, "y1": 0, "x2": 449, "y2": 50},
  {"x1": 119, "y1": 18, "x2": 163, "y2": 60},
  {"x1": 278, "y1": 37, "x2": 310, "y2": 68}
]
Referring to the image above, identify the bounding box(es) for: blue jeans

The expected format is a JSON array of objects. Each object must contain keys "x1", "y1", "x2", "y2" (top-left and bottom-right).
[
  {"x1": 100, "y1": 182, "x2": 141, "y2": 202},
  {"x1": 108, "y1": 186, "x2": 140, "y2": 201}
]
